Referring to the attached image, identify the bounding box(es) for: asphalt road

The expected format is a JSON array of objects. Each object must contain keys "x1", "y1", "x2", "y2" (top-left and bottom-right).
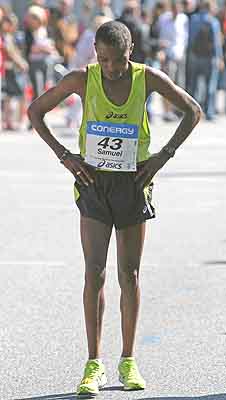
[{"x1": 1, "y1": 115, "x2": 226, "y2": 400}]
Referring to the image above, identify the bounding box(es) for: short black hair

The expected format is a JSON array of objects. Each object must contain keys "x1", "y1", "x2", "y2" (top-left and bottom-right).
[{"x1": 95, "y1": 20, "x2": 132, "y2": 52}]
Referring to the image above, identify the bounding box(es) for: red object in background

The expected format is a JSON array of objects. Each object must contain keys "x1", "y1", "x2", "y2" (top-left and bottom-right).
[
  {"x1": 223, "y1": 18, "x2": 226, "y2": 35},
  {"x1": 0, "y1": 36, "x2": 5, "y2": 77},
  {"x1": 25, "y1": 84, "x2": 33, "y2": 102},
  {"x1": 25, "y1": 81, "x2": 53, "y2": 103}
]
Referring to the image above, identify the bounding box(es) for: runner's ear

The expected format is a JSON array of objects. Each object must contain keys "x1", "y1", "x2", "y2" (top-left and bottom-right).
[{"x1": 130, "y1": 43, "x2": 134, "y2": 55}]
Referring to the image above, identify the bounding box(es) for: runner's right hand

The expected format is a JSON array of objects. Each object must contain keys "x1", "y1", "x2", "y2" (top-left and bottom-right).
[{"x1": 62, "y1": 153, "x2": 94, "y2": 186}]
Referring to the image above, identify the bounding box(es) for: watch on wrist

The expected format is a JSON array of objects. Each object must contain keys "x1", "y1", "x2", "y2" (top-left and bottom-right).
[
  {"x1": 59, "y1": 149, "x2": 71, "y2": 164},
  {"x1": 162, "y1": 145, "x2": 176, "y2": 158}
]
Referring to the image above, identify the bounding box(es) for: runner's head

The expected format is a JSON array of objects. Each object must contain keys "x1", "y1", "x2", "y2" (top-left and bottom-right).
[{"x1": 95, "y1": 21, "x2": 134, "y2": 81}]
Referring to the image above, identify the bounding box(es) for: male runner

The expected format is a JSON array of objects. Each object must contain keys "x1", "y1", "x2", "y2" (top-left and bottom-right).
[{"x1": 28, "y1": 21, "x2": 201, "y2": 398}]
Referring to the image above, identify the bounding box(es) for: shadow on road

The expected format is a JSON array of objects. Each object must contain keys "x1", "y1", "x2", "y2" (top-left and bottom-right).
[
  {"x1": 136, "y1": 395, "x2": 226, "y2": 400},
  {"x1": 101, "y1": 385, "x2": 124, "y2": 391},
  {"x1": 15, "y1": 385, "x2": 125, "y2": 400},
  {"x1": 160, "y1": 171, "x2": 226, "y2": 178},
  {"x1": 15, "y1": 392, "x2": 226, "y2": 400},
  {"x1": 204, "y1": 260, "x2": 226, "y2": 266},
  {"x1": 15, "y1": 394, "x2": 76, "y2": 400}
]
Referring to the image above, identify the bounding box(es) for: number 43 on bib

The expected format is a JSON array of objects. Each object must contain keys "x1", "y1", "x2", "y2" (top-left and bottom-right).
[{"x1": 85, "y1": 121, "x2": 139, "y2": 171}]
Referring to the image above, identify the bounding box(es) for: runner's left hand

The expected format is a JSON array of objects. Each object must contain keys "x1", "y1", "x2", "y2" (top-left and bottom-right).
[{"x1": 135, "y1": 151, "x2": 170, "y2": 188}]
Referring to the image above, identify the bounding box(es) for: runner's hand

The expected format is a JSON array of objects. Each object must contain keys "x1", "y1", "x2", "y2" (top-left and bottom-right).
[
  {"x1": 63, "y1": 153, "x2": 94, "y2": 186},
  {"x1": 135, "y1": 151, "x2": 170, "y2": 188}
]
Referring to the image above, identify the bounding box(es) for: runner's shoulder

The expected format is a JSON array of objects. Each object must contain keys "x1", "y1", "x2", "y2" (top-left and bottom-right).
[
  {"x1": 59, "y1": 68, "x2": 87, "y2": 98},
  {"x1": 145, "y1": 65, "x2": 175, "y2": 94}
]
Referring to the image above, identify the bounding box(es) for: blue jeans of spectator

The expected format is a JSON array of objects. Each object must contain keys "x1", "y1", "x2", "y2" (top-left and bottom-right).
[
  {"x1": 188, "y1": 53, "x2": 219, "y2": 119},
  {"x1": 218, "y1": 67, "x2": 226, "y2": 113}
]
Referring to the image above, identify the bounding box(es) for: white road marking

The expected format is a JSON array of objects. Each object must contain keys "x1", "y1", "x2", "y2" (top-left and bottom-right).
[
  {"x1": 159, "y1": 175, "x2": 226, "y2": 181},
  {"x1": 0, "y1": 171, "x2": 66, "y2": 178},
  {"x1": 0, "y1": 261, "x2": 66, "y2": 266},
  {"x1": 20, "y1": 205, "x2": 73, "y2": 210}
]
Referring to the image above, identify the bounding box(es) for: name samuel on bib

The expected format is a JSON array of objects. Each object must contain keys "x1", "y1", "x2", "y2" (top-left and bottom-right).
[{"x1": 98, "y1": 148, "x2": 123, "y2": 157}]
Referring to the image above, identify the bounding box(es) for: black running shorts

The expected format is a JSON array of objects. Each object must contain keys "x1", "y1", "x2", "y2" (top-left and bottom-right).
[{"x1": 74, "y1": 165, "x2": 155, "y2": 230}]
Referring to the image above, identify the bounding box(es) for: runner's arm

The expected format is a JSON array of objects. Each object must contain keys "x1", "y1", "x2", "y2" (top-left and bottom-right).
[
  {"x1": 27, "y1": 69, "x2": 86, "y2": 159},
  {"x1": 146, "y1": 66, "x2": 202, "y2": 154},
  {"x1": 27, "y1": 69, "x2": 94, "y2": 185},
  {"x1": 135, "y1": 67, "x2": 202, "y2": 188}
]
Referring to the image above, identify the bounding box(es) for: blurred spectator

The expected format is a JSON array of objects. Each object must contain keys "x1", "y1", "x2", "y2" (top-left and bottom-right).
[
  {"x1": 158, "y1": 0, "x2": 188, "y2": 121},
  {"x1": 1, "y1": 14, "x2": 28, "y2": 130},
  {"x1": 25, "y1": 5, "x2": 59, "y2": 102},
  {"x1": 31, "y1": 0, "x2": 46, "y2": 5},
  {"x1": 91, "y1": 0, "x2": 115, "y2": 19},
  {"x1": 58, "y1": 0, "x2": 75, "y2": 22},
  {"x1": 3, "y1": 0, "x2": 226, "y2": 129},
  {"x1": 182, "y1": 0, "x2": 197, "y2": 91},
  {"x1": 48, "y1": 1, "x2": 78, "y2": 66},
  {"x1": 47, "y1": 7, "x2": 64, "y2": 52},
  {"x1": 145, "y1": 1, "x2": 166, "y2": 121},
  {"x1": 0, "y1": 5, "x2": 8, "y2": 18},
  {"x1": 0, "y1": 6, "x2": 5, "y2": 78},
  {"x1": 0, "y1": 4, "x2": 12, "y2": 18},
  {"x1": 117, "y1": 0, "x2": 146, "y2": 62},
  {"x1": 148, "y1": 0, "x2": 165, "y2": 67},
  {"x1": 187, "y1": 0, "x2": 224, "y2": 120},
  {"x1": 217, "y1": 0, "x2": 226, "y2": 113},
  {"x1": 78, "y1": 0, "x2": 94, "y2": 34},
  {"x1": 139, "y1": 8, "x2": 151, "y2": 58},
  {"x1": 57, "y1": 19, "x2": 78, "y2": 66},
  {"x1": 182, "y1": 0, "x2": 197, "y2": 17}
]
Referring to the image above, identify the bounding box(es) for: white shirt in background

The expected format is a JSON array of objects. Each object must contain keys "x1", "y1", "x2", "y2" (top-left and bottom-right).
[
  {"x1": 158, "y1": 11, "x2": 188, "y2": 61},
  {"x1": 70, "y1": 28, "x2": 96, "y2": 69}
]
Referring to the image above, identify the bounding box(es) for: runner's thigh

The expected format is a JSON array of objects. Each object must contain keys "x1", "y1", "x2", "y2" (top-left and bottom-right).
[
  {"x1": 80, "y1": 216, "x2": 113, "y2": 271},
  {"x1": 116, "y1": 222, "x2": 146, "y2": 273}
]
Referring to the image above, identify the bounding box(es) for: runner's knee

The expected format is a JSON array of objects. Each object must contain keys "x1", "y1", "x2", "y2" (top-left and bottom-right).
[
  {"x1": 118, "y1": 266, "x2": 139, "y2": 289},
  {"x1": 85, "y1": 266, "x2": 106, "y2": 290}
]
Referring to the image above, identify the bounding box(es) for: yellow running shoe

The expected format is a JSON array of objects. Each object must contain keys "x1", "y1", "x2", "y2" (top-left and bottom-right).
[
  {"x1": 77, "y1": 359, "x2": 107, "y2": 398},
  {"x1": 118, "y1": 357, "x2": 146, "y2": 391}
]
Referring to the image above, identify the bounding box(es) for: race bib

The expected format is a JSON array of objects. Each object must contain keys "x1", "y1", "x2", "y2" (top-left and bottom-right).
[{"x1": 85, "y1": 121, "x2": 139, "y2": 171}]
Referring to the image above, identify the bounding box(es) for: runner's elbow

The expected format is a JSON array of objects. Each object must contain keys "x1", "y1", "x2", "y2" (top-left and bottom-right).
[
  {"x1": 193, "y1": 103, "x2": 202, "y2": 124},
  {"x1": 27, "y1": 102, "x2": 45, "y2": 122},
  {"x1": 187, "y1": 102, "x2": 202, "y2": 125}
]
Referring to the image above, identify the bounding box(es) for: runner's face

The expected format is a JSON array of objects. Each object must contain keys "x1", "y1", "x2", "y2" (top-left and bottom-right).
[{"x1": 95, "y1": 41, "x2": 132, "y2": 81}]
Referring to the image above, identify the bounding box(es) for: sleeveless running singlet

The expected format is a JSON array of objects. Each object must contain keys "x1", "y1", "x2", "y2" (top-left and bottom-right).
[{"x1": 78, "y1": 62, "x2": 151, "y2": 172}]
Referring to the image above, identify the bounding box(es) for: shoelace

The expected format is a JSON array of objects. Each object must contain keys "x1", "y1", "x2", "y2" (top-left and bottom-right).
[
  {"x1": 83, "y1": 362, "x2": 101, "y2": 381},
  {"x1": 121, "y1": 361, "x2": 139, "y2": 380}
]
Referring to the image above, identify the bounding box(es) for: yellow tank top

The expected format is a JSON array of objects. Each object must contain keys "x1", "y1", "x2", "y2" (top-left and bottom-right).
[{"x1": 79, "y1": 61, "x2": 151, "y2": 169}]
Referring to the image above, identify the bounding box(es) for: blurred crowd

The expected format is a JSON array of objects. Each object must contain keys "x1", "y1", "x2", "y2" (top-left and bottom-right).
[{"x1": 0, "y1": 0, "x2": 226, "y2": 131}]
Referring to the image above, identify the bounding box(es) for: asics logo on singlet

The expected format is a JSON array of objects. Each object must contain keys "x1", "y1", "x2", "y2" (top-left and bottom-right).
[
  {"x1": 105, "y1": 111, "x2": 128, "y2": 119},
  {"x1": 97, "y1": 159, "x2": 122, "y2": 169},
  {"x1": 91, "y1": 124, "x2": 134, "y2": 135}
]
